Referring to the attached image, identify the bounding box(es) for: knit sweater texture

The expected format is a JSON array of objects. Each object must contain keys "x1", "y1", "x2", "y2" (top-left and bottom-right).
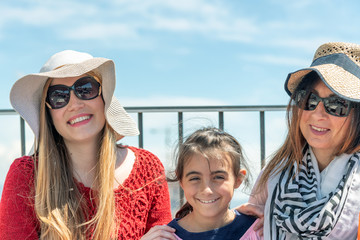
[{"x1": 0, "y1": 146, "x2": 172, "y2": 239}]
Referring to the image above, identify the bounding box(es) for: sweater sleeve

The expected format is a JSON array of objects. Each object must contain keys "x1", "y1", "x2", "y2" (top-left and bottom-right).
[
  {"x1": 145, "y1": 153, "x2": 172, "y2": 232},
  {"x1": 0, "y1": 157, "x2": 39, "y2": 240}
]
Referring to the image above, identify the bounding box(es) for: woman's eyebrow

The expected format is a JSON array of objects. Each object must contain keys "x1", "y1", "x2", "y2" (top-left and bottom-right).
[{"x1": 312, "y1": 89, "x2": 336, "y2": 97}]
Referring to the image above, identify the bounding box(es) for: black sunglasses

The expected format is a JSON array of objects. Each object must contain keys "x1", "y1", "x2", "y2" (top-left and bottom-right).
[
  {"x1": 295, "y1": 90, "x2": 352, "y2": 117},
  {"x1": 46, "y1": 76, "x2": 101, "y2": 109}
]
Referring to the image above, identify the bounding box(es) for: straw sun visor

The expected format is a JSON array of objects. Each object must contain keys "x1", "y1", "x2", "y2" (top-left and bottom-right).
[
  {"x1": 285, "y1": 42, "x2": 360, "y2": 102},
  {"x1": 286, "y1": 64, "x2": 360, "y2": 102}
]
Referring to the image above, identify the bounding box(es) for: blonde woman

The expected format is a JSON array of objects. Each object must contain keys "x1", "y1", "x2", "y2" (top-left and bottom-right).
[{"x1": 0, "y1": 50, "x2": 172, "y2": 239}]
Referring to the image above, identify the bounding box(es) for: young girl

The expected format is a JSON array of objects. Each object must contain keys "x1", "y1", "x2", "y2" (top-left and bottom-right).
[
  {"x1": 0, "y1": 50, "x2": 172, "y2": 239},
  {"x1": 144, "y1": 127, "x2": 260, "y2": 240}
]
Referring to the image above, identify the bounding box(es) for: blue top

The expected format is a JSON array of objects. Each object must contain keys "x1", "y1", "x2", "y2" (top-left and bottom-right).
[{"x1": 167, "y1": 210, "x2": 256, "y2": 240}]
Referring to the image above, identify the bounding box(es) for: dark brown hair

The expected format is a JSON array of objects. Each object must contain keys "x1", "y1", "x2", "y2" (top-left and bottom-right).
[
  {"x1": 255, "y1": 71, "x2": 360, "y2": 193},
  {"x1": 169, "y1": 127, "x2": 250, "y2": 218}
]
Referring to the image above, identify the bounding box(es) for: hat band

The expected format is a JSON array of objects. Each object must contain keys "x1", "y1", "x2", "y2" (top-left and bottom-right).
[{"x1": 311, "y1": 53, "x2": 360, "y2": 79}]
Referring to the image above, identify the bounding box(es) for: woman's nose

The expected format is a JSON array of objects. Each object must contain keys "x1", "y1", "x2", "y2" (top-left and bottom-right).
[
  {"x1": 313, "y1": 101, "x2": 328, "y2": 118},
  {"x1": 66, "y1": 91, "x2": 84, "y2": 111}
]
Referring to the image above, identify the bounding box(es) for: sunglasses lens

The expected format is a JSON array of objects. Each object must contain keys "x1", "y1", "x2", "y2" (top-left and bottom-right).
[
  {"x1": 74, "y1": 76, "x2": 100, "y2": 100},
  {"x1": 294, "y1": 90, "x2": 308, "y2": 109},
  {"x1": 46, "y1": 76, "x2": 101, "y2": 109},
  {"x1": 295, "y1": 90, "x2": 351, "y2": 117},
  {"x1": 324, "y1": 97, "x2": 350, "y2": 117},
  {"x1": 47, "y1": 86, "x2": 70, "y2": 109},
  {"x1": 306, "y1": 93, "x2": 319, "y2": 111}
]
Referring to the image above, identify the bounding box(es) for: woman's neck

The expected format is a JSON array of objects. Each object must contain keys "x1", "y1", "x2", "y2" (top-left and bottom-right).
[
  {"x1": 178, "y1": 208, "x2": 235, "y2": 232},
  {"x1": 64, "y1": 138, "x2": 100, "y2": 187},
  {"x1": 311, "y1": 147, "x2": 335, "y2": 172}
]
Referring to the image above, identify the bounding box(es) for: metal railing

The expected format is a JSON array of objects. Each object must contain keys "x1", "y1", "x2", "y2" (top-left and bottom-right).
[
  {"x1": 1, "y1": 105, "x2": 287, "y2": 166},
  {"x1": 1, "y1": 105, "x2": 287, "y2": 206}
]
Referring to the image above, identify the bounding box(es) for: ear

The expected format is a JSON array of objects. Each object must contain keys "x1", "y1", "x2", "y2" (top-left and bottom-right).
[
  {"x1": 179, "y1": 180, "x2": 184, "y2": 190},
  {"x1": 234, "y1": 169, "x2": 246, "y2": 189}
]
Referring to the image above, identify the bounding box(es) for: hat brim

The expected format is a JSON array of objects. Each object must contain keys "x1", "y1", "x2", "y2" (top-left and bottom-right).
[
  {"x1": 10, "y1": 57, "x2": 139, "y2": 141},
  {"x1": 285, "y1": 64, "x2": 360, "y2": 102}
]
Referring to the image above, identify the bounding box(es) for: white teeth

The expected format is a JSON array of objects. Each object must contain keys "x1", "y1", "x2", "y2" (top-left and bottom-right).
[
  {"x1": 69, "y1": 116, "x2": 90, "y2": 125},
  {"x1": 311, "y1": 125, "x2": 328, "y2": 132},
  {"x1": 199, "y1": 198, "x2": 218, "y2": 204}
]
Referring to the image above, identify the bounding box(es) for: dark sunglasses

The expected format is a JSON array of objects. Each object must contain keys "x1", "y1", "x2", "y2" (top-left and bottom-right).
[
  {"x1": 46, "y1": 76, "x2": 101, "y2": 109},
  {"x1": 295, "y1": 90, "x2": 352, "y2": 117}
]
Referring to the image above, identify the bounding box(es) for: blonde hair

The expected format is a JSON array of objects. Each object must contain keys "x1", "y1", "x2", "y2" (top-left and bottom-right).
[
  {"x1": 34, "y1": 72, "x2": 118, "y2": 239},
  {"x1": 255, "y1": 72, "x2": 360, "y2": 192}
]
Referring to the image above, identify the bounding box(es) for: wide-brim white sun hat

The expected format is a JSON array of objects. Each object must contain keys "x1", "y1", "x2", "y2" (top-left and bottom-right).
[
  {"x1": 285, "y1": 42, "x2": 360, "y2": 102},
  {"x1": 10, "y1": 50, "x2": 139, "y2": 141}
]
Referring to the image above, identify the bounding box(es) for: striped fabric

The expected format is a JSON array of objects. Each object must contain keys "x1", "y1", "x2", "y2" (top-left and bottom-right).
[{"x1": 269, "y1": 148, "x2": 359, "y2": 239}]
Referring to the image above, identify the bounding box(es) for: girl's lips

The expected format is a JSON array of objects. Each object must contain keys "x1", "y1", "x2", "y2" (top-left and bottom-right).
[
  {"x1": 67, "y1": 114, "x2": 92, "y2": 126},
  {"x1": 197, "y1": 197, "x2": 220, "y2": 204}
]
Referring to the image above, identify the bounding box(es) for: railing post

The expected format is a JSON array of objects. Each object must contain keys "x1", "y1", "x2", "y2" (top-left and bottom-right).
[
  {"x1": 178, "y1": 112, "x2": 184, "y2": 206},
  {"x1": 218, "y1": 111, "x2": 224, "y2": 130},
  {"x1": 138, "y1": 112, "x2": 143, "y2": 148},
  {"x1": 20, "y1": 117, "x2": 26, "y2": 156},
  {"x1": 260, "y1": 111, "x2": 265, "y2": 168}
]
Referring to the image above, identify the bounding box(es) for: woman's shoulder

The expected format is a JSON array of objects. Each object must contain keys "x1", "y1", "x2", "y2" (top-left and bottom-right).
[
  {"x1": 7, "y1": 155, "x2": 35, "y2": 177},
  {"x1": 2, "y1": 155, "x2": 35, "y2": 200},
  {"x1": 122, "y1": 146, "x2": 166, "y2": 188},
  {"x1": 126, "y1": 146, "x2": 159, "y2": 158},
  {"x1": 126, "y1": 146, "x2": 164, "y2": 170}
]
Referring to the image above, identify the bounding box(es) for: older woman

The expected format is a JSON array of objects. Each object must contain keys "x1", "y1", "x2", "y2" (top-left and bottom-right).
[{"x1": 245, "y1": 42, "x2": 360, "y2": 239}]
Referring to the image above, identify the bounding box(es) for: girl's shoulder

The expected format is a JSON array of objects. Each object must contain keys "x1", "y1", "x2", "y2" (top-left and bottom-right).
[
  {"x1": 233, "y1": 211, "x2": 257, "y2": 235},
  {"x1": 167, "y1": 212, "x2": 257, "y2": 240}
]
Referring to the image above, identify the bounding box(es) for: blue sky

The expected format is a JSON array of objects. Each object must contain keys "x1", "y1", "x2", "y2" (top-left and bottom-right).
[
  {"x1": 1, "y1": 0, "x2": 360, "y2": 207},
  {"x1": 3, "y1": 0, "x2": 360, "y2": 110}
]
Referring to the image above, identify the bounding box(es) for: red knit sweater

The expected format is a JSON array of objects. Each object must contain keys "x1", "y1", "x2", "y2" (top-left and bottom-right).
[{"x1": 0, "y1": 146, "x2": 172, "y2": 239}]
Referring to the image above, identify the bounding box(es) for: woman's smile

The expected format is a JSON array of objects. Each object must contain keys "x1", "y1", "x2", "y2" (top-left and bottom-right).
[
  {"x1": 68, "y1": 114, "x2": 92, "y2": 126},
  {"x1": 309, "y1": 124, "x2": 329, "y2": 135}
]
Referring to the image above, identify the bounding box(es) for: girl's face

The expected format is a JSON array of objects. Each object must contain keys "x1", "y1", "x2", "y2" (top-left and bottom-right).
[
  {"x1": 300, "y1": 80, "x2": 351, "y2": 160},
  {"x1": 48, "y1": 75, "x2": 106, "y2": 145},
  {"x1": 180, "y1": 152, "x2": 244, "y2": 224}
]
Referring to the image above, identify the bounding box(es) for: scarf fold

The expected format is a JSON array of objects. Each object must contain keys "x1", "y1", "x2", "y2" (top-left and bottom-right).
[{"x1": 269, "y1": 149, "x2": 359, "y2": 240}]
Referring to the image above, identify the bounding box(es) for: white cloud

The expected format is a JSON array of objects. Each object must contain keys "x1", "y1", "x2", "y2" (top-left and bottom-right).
[
  {"x1": 0, "y1": 3, "x2": 89, "y2": 26},
  {"x1": 61, "y1": 23, "x2": 138, "y2": 40},
  {"x1": 240, "y1": 54, "x2": 309, "y2": 67},
  {"x1": 0, "y1": 1, "x2": 260, "y2": 44},
  {"x1": 118, "y1": 95, "x2": 228, "y2": 107},
  {"x1": 1, "y1": 0, "x2": 359, "y2": 54}
]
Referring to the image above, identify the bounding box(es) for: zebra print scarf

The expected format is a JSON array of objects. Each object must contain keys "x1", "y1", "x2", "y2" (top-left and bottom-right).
[{"x1": 269, "y1": 149, "x2": 359, "y2": 239}]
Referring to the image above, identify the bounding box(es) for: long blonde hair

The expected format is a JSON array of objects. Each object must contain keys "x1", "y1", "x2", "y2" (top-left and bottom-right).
[
  {"x1": 255, "y1": 72, "x2": 360, "y2": 192},
  {"x1": 34, "y1": 72, "x2": 118, "y2": 239}
]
